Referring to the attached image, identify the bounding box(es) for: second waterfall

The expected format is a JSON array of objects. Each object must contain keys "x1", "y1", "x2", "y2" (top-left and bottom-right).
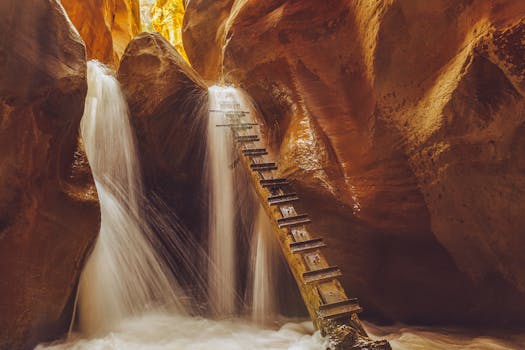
[{"x1": 206, "y1": 85, "x2": 278, "y2": 322}]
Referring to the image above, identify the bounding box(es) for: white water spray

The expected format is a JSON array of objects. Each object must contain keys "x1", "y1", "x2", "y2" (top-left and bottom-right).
[
  {"x1": 207, "y1": 85, "x2": 279, "y2": 322},
  {"x1": 206, "y1": 85, "x2": 239, "y2": 316},
  {"x1": 77, "y1": 61, "x2": 186, "y2": 335},
  {"x1": 250, "y1": 206, "x2": 278, "y2": 325},
  {"x1": 36, "y1": 73, "x2": 525, "y2": 350}
]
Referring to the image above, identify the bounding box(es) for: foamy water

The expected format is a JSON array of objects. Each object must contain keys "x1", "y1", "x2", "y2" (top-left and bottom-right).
[
  {"x1": 36, "y1": 313, "x2": 325, "y2": 350},
  {"x1": 36, "y1": 314, "x2": 524, "y2": 350}
]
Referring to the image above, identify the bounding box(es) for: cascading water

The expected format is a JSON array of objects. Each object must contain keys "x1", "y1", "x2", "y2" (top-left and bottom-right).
[
  {"x1": 249, "y1": 206, "x2": 278, "y2": 325},
  {"x1": 76, "y1": 61, "x2": 186, "y2": 335},
  {"x1": 206, "y1": 85, "x2": 239, "y2": 316},
  {"x1": 35, "y1": 68, "x2": 524, "y2": 350},
  {"x1": 206, "y1": 85, "x2": 279, "y2": 322}
]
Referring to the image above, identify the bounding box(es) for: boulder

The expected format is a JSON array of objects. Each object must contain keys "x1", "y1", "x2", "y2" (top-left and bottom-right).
[
  {"x1": 183, "y1": 0, "x2": 525, "y2": 325},
  {"x1": 117, "y1": 32, "x2": 208, "y2": 286},
  {"x1": 61, "y1": 0, "x2": 141, "y2": 66},
  {"x1": 0, "y1": 1, "x2": 99, "y2": 349}
]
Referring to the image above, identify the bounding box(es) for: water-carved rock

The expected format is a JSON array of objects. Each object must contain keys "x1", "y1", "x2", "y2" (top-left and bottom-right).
[
  {"x1": 62, "y1": 0, "x2": 141, "y2": 66},
  {"x1": 183, "y1": 0, "x2": 525, "y2": 325},
  {"x1": 0, "y1": 1, "x2": 99, "y2": 349}
]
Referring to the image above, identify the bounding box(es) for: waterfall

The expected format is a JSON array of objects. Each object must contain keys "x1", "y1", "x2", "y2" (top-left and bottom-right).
[
  {"x1": 206, "y1": 85, "x2": 239, "y2": 316},
  {"x1": 35, "y1": 73, "x2": 523, "y2": 350},
  {"x1": 206, "y1": 85, "x2": 279, "y2": 323},
  {"x1": 250, "y1": 206, "x2": 278, "y2": 325},
  {"x1": 77, "y1": 61, "x2": 186, "y2": 335}
]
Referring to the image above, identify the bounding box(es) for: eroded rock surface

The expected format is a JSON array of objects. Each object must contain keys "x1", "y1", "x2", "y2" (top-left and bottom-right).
[
  {"x1": 118, "y1": 32, "x2": 208, "y2": 283},
  {"x1": 184, "y1": 0, "x2": 525, "y2": 325},
  {"x1": 0, "y1": 1, "x2": 99, "y2": 349},
  {"x1": 61, "y1": 0, "x2": 141, "y2": 66},
  {"x1": 182, "y1": 0, "x2": 235, "y2": 82}
]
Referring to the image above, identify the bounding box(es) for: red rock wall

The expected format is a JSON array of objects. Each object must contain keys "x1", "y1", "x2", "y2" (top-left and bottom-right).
[
  {"x1": 184, "y1": 0, "x2": 525, "y2": 325},
  {"x1": 0, "y1": 1, "x2": 99, "y2": 349},
  {"x1": 61, "y1": 0, "x2": 141, "y2": 66},
  {"x1": 182, "y1": 0, "x2": 235, "y2": 81}
]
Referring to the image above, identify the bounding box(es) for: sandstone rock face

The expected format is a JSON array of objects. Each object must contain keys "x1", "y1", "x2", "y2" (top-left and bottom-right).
[
  {"x1": 150, "y1": 0, "x2": 189, "y2": 61},
  {"x1": 117, "y1": 32, "x2": 208, "y2": 279},
  {"x1": 184, "y1": 0, "x2": 525, "y2": 325},
  {"x1": 61, "y1": 0, "x2": 141, "y2": 66},
  {"x1": 0, "y1": 1, "x2": 99, "y2": 349},
  {"x1": 182, "y1": 0, "x2": 235, "y2": 81}
]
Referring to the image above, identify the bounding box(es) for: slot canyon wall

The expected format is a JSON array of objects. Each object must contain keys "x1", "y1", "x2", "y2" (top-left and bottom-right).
[
  {"x1": 183, "y1": 0, "x2": 525, "y2": 325},
  {"x1": 1, "y1": 0, "x2": 525, "y2": 348},
  {"x1": 149, "y1": 0, "x2": 189, "y2": 60},
  {"x1": 61, "y1": 0, "x2": 141, "y2": 66},
  {"x1": 0, "y1": 1, "x2": 99, "y2": 349},
  {"x1": 60, "y1": 0, "x2": 188, "y2": 66}
]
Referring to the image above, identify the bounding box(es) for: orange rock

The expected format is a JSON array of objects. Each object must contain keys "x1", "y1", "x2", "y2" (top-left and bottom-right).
[
  {"x1": 0, "y1": 0, "x2": 99, "y2": 348},
  {"x1": 150, "y1": 0, "x2": 189, "y2": 62},
  {"x1": 61, "y1": 0, "x2": 141, "y2": 66},
  {"x1": 182, "y1": 0, "x2": 235, "y2": 81},
  {"x1": 184, "y1": 0, "x2": 525, "y2": 325}
]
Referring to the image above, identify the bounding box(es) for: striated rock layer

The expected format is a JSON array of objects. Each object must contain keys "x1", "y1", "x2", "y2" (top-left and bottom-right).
[
  {"x1": 184, "y1": 0, "x2": 525, "y2": 325},
  {"x1": 61, "y1": 0, "x2": 141, "y2": 66},
  {"x1": 0, "y1": 1, "x2": 99, "y2": 349}
]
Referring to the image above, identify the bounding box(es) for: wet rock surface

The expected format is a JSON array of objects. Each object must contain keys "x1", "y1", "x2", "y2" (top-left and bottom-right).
[
  {"x1": 0, "y1": 1, "x2": 99, "y2": 349},
  {"x1": 183, "y1": 0, "x2": 525, "y2": 325}
]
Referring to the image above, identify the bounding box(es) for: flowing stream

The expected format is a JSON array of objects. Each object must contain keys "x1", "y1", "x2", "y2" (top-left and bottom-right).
[{"x1": 35, "y1": 65, "x2": 524, "y2": 350}]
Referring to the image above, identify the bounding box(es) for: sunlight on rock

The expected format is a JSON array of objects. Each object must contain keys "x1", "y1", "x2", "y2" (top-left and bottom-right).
[
  {"x1": 62, "y1": 0, "x2": 141, "y2": 65},
  {"x1": 141, "y1": 0, "x2": 189, "y2": 62}
]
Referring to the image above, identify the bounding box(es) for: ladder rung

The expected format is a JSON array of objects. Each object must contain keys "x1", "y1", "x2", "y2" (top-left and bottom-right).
[
  {"x1": 216, "y1": 123, "x2": 258, "y2": 127},
  {"x1": 260, "y1": 178, "x2": 289, "y2": 188},
  {"x1": 268, "y1": 193, "x2": 299, "y2": 205},
  {"x1": 225, "y1": 112, "x2": 249, "y2": 118},
  {"x1": 209, "y1": 110, "x2": 249, "y2": 114},
  {"x1": 236, "y1": 135, "x2": 259, "y2": 142},
  {"x1": 319, "y1": 305, "x2": 362, "y2": 320},
  {"x1": 303, "y1": 266, "x2": 342, "y2": 284},
  {"x1": 290, "y1": 238, "x2": 326, "y2": 253},
  {"x1": 251, "y1": 163, "x2": 277, "y2": 171},
  {"x1": 318, "y1": 299, "x2": 362, "y2": 319},
  {"x1": 242, "y1": 148, "x2": 268, "y2": 156},
  {"x1": 319, "y1": 298, "x2": 359, "y2": 311},
  {"x1": 277, "y1": 214, "x2": 311, "y2": 228},
  {"x1": 231, "y1": 125, "x2": 254, "y2": 130},
  {"x1": 219, "y1": 103, "x2": 241, "y2": 110}
]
